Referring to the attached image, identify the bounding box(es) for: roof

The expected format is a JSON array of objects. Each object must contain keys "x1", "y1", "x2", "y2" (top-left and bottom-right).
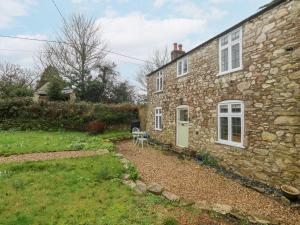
[{"x1": 147, "y1": 0, "x2": 286, "y2": 77}]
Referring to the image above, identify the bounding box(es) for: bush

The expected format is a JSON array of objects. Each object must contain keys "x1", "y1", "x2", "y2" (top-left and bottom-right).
[
  {"x1": 196, "y1": 150, "x2": 219, "y2": 168},
  {"x1": 0, "y1": 98, "x2": 138, "y2": 131},
  {"x1": 127, "y1": 164, "x2": 139, "y2": 181},
  {"x1": 86, "y1": 121, "x2": 106, "y2": 135}
]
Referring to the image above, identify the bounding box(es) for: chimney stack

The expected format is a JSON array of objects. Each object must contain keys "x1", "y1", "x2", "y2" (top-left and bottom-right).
[
  {"x1": 171, "y1": 43, "x2": 185, "y2": 60},
  {"x1": 178, "y1": 44, "x2": 182, "y2": 51},
  {"x1": 173, "y1": 43, "x2": 178, "y2": 51}
]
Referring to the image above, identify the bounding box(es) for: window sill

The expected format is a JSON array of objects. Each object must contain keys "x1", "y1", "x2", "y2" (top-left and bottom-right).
[
  {"x1": 215, "y1": 140, "x2": 245, "y2": 149},
  {"x1": 155, "y1": 129, "x2": 163, "y2": 132},
  {"x1": 217, "y1": 67, "x2": 243, "y2": 76},
  {"x1": 154, "y1": 90, "x2": 163, "y2": 94},
  {"x1": 176, "y1": 73, "x2": 188, "y2": 79}
]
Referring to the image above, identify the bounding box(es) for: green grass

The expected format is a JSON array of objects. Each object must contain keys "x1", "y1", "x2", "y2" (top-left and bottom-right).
[
  {"x1": 0, "y1": 155, "x2": 175, "y2": 225},
  {"x1": 0, "y1": 130, "x2": 130, "y2": 156}
]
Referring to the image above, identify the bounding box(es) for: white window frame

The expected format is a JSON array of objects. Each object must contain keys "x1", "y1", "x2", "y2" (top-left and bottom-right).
[
  {"x1": 218, "y1": 27, "x2": 243, "y2": 75},
  {"x1": 155, "y1": 70, "x2": 163, "y2": 92},
  {"x1": 177, "y1": 56, "x2": 188, "y2": 77},
  {"x1": 155, "y1": 107, "x2": 163, "y2": 131},
  {"x1": 216, "y1": 100, "x2": 244, "y2": 148}
]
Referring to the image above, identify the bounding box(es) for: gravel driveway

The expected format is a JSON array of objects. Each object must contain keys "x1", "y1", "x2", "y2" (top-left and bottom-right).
[
  {"x1": 117, "y1": 141, "x2": 300, "y2": 225},
  {"x1": 0, "y1": 149, "x2": 108, "y2": 164}
]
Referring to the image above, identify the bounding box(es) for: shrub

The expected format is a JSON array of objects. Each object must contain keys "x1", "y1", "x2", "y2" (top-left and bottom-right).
[
  {"x1": 127, "y1": 164, "x2": 139, "y2": 181},
  {"x1": 196, "y1": 150, "x2": 219, "y2": 168},
  {"x1": 86, "y1": 121, "x2": 106, "y2": 135},
  {"x1": 69, "y1": 141, "x2": 85, "y2": 150},
  {"x1": 162, "y1": 217, "x2": 179, "y2": 225},
  {"x1": 0, "y1": 98, "x2": 138, "y2": 131},
  {"x1": 101, "y1": 143, "x2": 116, "y2": 152}
]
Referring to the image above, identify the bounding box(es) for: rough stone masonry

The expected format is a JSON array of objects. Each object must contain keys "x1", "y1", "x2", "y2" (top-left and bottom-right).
[{"x1": 146, "y1": 0, "x2": 300, "y2": 190}]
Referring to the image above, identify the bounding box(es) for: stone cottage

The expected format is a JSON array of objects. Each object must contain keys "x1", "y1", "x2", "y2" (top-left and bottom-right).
[{"x1": 146, "y1": 0, "x2": 300, "y2": 190}]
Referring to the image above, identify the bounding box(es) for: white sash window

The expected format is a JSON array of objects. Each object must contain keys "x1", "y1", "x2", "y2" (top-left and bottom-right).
[
  {"x1": 217, "y1": 100, "x2": 244, "y2": 148},
  {"x1": 155, "y1": 71, "x2": 163, "y2": 92},
  {"x1": 155, "y1": 107, "x2": 163, "y2": 131},
  {"x1": 219, "y1": 28, "x2": 242, "y2": 75}
]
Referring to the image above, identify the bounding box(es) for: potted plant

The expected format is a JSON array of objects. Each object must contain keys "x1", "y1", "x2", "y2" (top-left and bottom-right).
[{"x1": 280, "y1": 185, "x2": 299, "y2": 201}]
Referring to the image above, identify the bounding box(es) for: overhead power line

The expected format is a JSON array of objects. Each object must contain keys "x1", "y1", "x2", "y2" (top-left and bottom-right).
[
  {"x1": 0, "y1": 48, "x2": 35, "y2": 53},
  {"x1": 48, "y1": 0, "x2": 155, "y2": 65},
  {"x1": 0, "y1": 34, "x2": 154, "y2": 65},
  {"x1": 50, "y1": 0, "x2": 67, "y2": 23}
]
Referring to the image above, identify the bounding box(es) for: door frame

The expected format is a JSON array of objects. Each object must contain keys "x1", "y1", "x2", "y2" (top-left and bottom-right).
[{"x1": 176, "y1": 105, "x2": 189, "y2": 147}]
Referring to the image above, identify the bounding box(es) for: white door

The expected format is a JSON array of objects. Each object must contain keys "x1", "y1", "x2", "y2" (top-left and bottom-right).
[{"x1": 176, "y1": 106, "x2": 189, "y2": 147}]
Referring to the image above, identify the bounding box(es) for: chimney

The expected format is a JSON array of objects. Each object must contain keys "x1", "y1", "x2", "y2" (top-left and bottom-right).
[
  {"x1": 173, "y1": 43, "x2": 178, "y2": 51},
  {"x1": 178, "y1": 44, "x2": 182, "y2": 51},
  {"x1": 171, "y1": 43, "x2": 185, "y2": 60}
]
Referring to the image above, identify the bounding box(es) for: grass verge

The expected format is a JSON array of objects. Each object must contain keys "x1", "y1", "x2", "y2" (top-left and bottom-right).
[{"x1": 0, "y1": 130, "x2": 130, "y2": 156}]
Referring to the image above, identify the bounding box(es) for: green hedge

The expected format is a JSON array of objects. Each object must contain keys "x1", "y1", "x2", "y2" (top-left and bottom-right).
[{"x1": 0, "y1": 98, "x2": 138, "y2": 131}]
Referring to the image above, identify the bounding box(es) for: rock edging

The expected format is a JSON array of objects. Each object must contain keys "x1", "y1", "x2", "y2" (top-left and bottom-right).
[{"x1": 115, "y1": 152, "x2": 278, "y2": 225}]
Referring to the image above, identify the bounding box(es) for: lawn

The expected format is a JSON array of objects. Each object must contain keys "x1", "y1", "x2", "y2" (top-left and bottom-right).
[
  {"x1": 0, "y1": 131, "x2": 239, "y2": 225},
  {"x1": 0, "y1": 155, "x2": 198, "y2": 225},
  {"x1": 0, "y1": 130, "x2": 130, "y2": 156}
]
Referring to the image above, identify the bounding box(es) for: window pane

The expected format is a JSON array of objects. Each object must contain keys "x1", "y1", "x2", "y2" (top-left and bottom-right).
[
  {"x1": 231, "y1": 43, "x2": 240, "y2": 69},
  {"x1": 178, "y1": 61, "x2": 182, "y2": 75},
  {"x1": 183, "y1": 58, "x2": 188, "y2": 73},
  {"x1": 231, "y1": 30, "x2": 240, "y2": 41},
  {"x1": 221, "y1": 36, "x2": 228, "y2": 46},
  {"x1": 159, "y1": 116, "x2": 162, "y2": 129},
  {"x1": 232, "y1": 117, "x2": 241, "y2": 142},
  {"x1": 231, "y1": 104, "x2": 241, "y2": 113},
  {"x1": 220, "y1": 105, "x2": 228, "y2": 113},
  {"x1": 159, "y1": 77, "x2": 163, "y2": 90},
  {"x1": 179, "y1": 109, "x2": 188, "y2": 122},
  {"x1": 155, "y1": 116, "x2": 158, "y2": 129},
  {"x1": 220, "y1": 117, "x2": 228, "y2": 140},
  {"x1": 156, "y1": 78, "x2": 159, "y2": 91},
  {"x1": 221, "y1": 48, "x2": 228, "y2": 72}
]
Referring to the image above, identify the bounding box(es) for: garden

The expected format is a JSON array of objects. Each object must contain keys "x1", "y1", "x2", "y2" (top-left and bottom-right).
[
  {"x1": 0, "y1": 97, "x2": 245, "y2": 225},
  {"x1": 0, "y1": 130, "x2": 242, "y2": 225}
]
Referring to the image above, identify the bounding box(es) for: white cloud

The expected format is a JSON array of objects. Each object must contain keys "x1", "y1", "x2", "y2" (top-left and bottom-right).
[
  {"x1": 0, "y1": 0, "x2": 36, "y2": 28},
  {"x1": 153, "y1": 0, "x2": 169, "y2": 7},
  {"x1": 97, "y1": 12, "x2": 206, "y2": 63},
  {"x1": 0, "y1": 34, "x2": 46, "y2": 67}
]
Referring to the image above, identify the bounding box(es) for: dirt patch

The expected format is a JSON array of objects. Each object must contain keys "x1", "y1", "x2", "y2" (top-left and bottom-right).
[
  {"x1": 117, "y1": 141, "x2": 300, "y2": 225},
  {"x1": 0, "y1": 150, "x2": 108, "y2": 164}
]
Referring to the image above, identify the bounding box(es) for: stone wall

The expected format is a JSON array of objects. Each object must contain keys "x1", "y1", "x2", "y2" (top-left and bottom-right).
[{"x1": 146, "y1": 0, "x2": 300, "y2": 190}]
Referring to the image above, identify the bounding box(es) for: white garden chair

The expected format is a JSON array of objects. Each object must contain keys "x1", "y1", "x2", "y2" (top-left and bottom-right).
[
  {"x1": 136, "y1": 132, "x2": 149, "y2": 148},
  {"x1": 132, "y1": 127, "x2": 140, "y2": 144}
]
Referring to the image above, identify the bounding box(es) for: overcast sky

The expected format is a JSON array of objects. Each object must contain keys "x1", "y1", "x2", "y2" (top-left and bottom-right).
[{"x1": 0, "y1": 0, "x2": 269, "y2": 87}]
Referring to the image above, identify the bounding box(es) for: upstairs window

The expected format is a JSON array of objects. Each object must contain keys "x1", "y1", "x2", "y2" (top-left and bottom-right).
[
  {"x1": 155, "y1": 107, "x2": 163, "y2": 131},
  {"x1": 177, "y1": 57, "x2": 188, "y2": 77},
  {"x1": 219, "y1": 28, "x2": 242, "y2": 74},
  {"x1": 217, "y1": 100, "x2": 244, "y2": 148},
  {"x1": 155, "y1": 70, "x2": 163, "y2": 92}
]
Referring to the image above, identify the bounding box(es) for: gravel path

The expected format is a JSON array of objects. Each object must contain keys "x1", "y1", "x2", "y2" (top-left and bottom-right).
[
  {"x1": 117, "y1": 141, "x2": 300, "y2": 225},
  {"x1": 0, "y1": 150, "x2": 108, "y2": 164}
]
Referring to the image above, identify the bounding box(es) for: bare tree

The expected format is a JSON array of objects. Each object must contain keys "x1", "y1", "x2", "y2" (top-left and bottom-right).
[
  {"x1": 0, "y1": 62, "x2": 38, "y2": 97},
  {"x1": 39, "y1": 14, "x2": 107, "y2": 99},
  {"x1": 136, "y1": 47, "x2": 170, "y2": 94}
]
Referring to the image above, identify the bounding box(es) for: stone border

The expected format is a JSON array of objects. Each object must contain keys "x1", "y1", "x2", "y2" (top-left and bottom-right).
[
  {"x1": 114, "y1": 152, "x2": 278, "y2": 225},
  {"x1": 148, "y1": 139, "x2": 283, "y2": 195},
  {"x1": 148, "y1": 139, "x2": 300, "y2": 208}
]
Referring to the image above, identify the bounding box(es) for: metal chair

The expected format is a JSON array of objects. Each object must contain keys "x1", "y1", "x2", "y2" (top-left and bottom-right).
[
  {"x1": 132, "y1": 127, "x2": 140, "y2": 143},
  {"x1": 137, "y1": 132, "x2": 149, "y2": 148}
]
